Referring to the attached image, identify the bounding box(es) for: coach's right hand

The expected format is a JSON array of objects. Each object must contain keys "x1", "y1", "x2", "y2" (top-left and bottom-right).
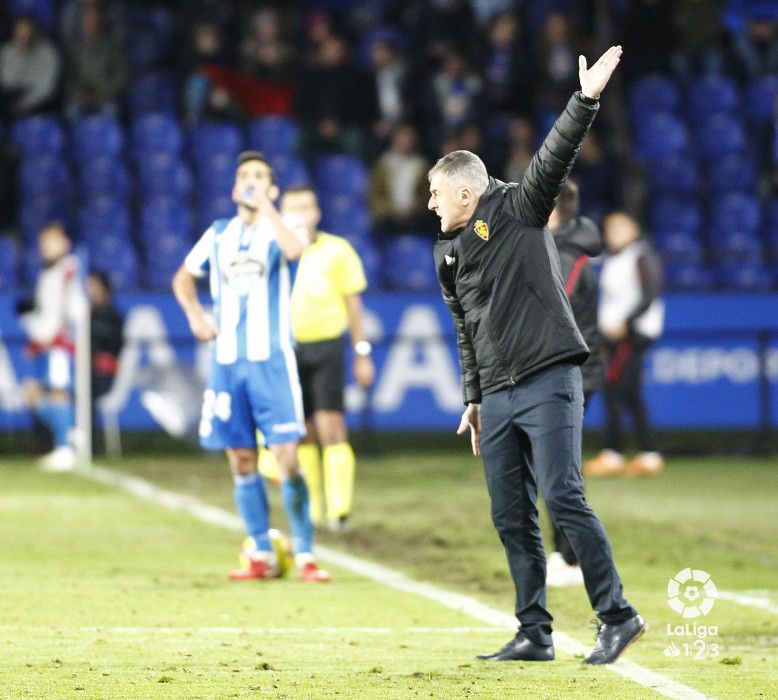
[
  {"x1": 457, "y1": 403, "x2": 481, "y2": 457},
  {"x1": 187, "y1": 309, "x2": 220, "y2": 341}
]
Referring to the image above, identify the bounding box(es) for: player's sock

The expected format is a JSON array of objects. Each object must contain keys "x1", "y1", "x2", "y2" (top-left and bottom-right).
[
  {"x1": 233, "y1": 472, "x2": 272, "y2": 552},
  {"x1": 280, "y1": 475, "x2": 314, "y2": 554},
  {"x1": 37, "y1": 400, "x2": 74, "y2": 448},
  {"x1": 297, "y1": 443, "x2": 323, "y2": 524},
  {"x1": 257, "y1": 447, "x2": 281, "y2": 483},
  {"x1": 323, "y1": 442, "x2": 356, "y2": 521}
]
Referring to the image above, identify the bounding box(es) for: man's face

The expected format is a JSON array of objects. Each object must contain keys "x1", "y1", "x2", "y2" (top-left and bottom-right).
[
  {"x1": 38, "y1": 227, "x2": 70, "y2": 263},
  {"x1": 603, "y1": 214, "x2": 639, "y2": 253},
  {"x1": 232, "y1": 159, "x2": 275, "y2": 205},
  {"x1": 281, "y1": 190, "x2": 321, "y2": 240},
  {"x1": 428, "y1": 173, "x2": 469, "y2": 234}
]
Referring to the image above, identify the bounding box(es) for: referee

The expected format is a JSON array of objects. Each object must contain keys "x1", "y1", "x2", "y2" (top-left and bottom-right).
[
  {"x1": 260, "y1": 186, "x2": 375, "y2": 531},
  {"x1": 429, "y1": 47, "x2": 644, "y2": 664}
]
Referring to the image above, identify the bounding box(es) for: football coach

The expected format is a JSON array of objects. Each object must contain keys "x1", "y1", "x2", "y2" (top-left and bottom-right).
[{"x1": 429, "y1": 46, "x2": 644, "y2": 665}]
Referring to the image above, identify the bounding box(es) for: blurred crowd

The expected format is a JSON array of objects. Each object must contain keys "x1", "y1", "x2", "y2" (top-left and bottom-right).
[{"x1": 0, "y1": 0, "x2": 777, "y2": 272}]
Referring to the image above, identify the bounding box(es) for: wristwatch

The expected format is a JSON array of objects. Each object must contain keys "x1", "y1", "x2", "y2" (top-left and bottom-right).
[{"x1": 354, "y1": 340, "x2": 373, "y2": 357}]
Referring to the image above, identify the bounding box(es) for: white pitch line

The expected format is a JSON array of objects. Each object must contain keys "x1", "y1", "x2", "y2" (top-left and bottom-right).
[
  {"x1": 0, "y1": 626, "x2": 499, "y2": 636},
  {"x1": 83, "y1": 465, "x2": 713, "y2": 700},
  {"x1": 717, "y1": 590, "x2": 778, "y2": 616}
]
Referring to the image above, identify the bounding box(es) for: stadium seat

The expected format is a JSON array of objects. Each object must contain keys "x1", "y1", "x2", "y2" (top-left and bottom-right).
[
  {"x1": 0, "y1": 237, "x2": 19, "y2": 288},
  {"x1": 197, "y1": 195, "x2": 234, "y2": 232},
  {"x1": 71, "y1": 114, "x2": 124, "y2": 161},
  {"x1": 687, "y1": 74, "x2": 740, "y2": 123},
  {"x1": 633, "y1": 113, "x2": 689, "y2": 161},
  {"x1": 745, "y1": 75, "x2": 778, "y2": 124},
  {"x1": 140, "y1": 197, "x2": 192, "y2": 243},
  {"x1": 383, "y1": 235, "x2": 438, "y2": 291},
  {"x1": 11, "y1": 115, "x2": 66, "y2": 156},
  {"x1": 663, "y1": 259, "x2": 714, "y2": 291},
  {"x1": 79, "y1": 157, "x2": 131, "y2": 199},
  {"x1": 195, "y1": 152, "x2": 235, "y2": 195},
  {"x1": 9, "y1": 0, "x2": 55, "y2": 31},
  {"x1": 78, "y1": 197, "x2": 131, "y2": 240},
  {"x1": 189, "y1": 122, "x2": 245, "y2": 166},
  {"x1": 247, "y1": 116, "x2": 300, "y2": 158},
  {"x1": 18, "y1": 195, "x2": 69, "y2": 240},
  {"x1": 23, "y1": 244, "x2": 44, "y2": 284},
  {"x1": 646, "y1": 154, "x2": 697, "y2": 195},
  {"x1": 696, "y1": 114, "x2": 747, "y2": 160},
  {"x1": 319, "y1": 194, "x2": 371, "y2": 238},
  {"x1": 19, "y1": 154, "x2": 69, "y2": 199},
  {"x1": 127, "y1": 72, "x2": 177, "y2": 118},
  {"x1": 314, "y1": 155, "x2": 368, "y2": 197},
  {"x1": 710, "y1": 193, "x2": 761, "y2": 235},
  {"x1": 650, "y1": 197, "x2": 701, "y2": 236},
  {"x1": 96, "y1": 242, "x2": 139, "y2": 291},
  {"x1": 708, "y1": 225, "x2": 762, "y2": 255},
  {"x1": 352, "y1": 239, "x2": 384, "y2": 290},
  {"x1": 137, "y1": 153, "x2": 193, "y2": 198},
  {"x1": 653, "y1": 228, "x2": 703, "y2": 258},
  {"x1": 628, "y1": 74, "x2": 681, "y2": 120},
  {"x1": 714, "y1": 256, "x2": 771, "y2": 291},
  {"x1": 707, "y1": 152, "x2": 757, "y2": 195},
  {"x1": 131, "y1": 114, "x2": 183, "y2": 158},
  {"x1": 143, "y1": 232, "x2": 191, "y2": 288},
  {"x1": 269, "y1": 154, "x2": 311, "y2": 192}
]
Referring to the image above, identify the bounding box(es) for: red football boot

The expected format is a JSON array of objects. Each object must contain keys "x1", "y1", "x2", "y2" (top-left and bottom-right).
[
  {"x1": 228, "y1": 558, "x2": 281, "y2": 581},
  {"x1": 298, "y1": 561, "x2": 331, "y2": 583}
]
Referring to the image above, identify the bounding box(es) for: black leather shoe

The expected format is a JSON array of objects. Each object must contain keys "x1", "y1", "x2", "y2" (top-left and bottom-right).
[
  {"x1": 582, "y1": 614, "x2": 646, "y2": 665},
  {"x1": 477, "y1": 634, "x2": 554, "y2": 661}
]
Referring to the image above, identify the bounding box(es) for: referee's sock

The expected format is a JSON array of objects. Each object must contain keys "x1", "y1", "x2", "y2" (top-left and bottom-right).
[
  {"x1": 323, "y1": 442, "x2": 356, "y2": 522},
  {"x1": 298, "y1": 443, "x2": 323, "y2": 524},
  {"x1": 280, "y1": 475, "x2": 314, "y2": 555},
  {"x1": 233, "y1": 472, "x2": 272, "y2": 552}
]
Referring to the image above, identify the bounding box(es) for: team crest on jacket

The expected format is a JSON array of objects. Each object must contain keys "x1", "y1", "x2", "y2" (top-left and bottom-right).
[{"x1": 474, "y1": 220, "x2": 490, "y2": 241}]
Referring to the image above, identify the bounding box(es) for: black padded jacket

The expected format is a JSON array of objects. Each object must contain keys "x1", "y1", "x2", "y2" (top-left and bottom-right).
[{"x1": 434, "y1": 91, "x2": 599, "y2": 405}]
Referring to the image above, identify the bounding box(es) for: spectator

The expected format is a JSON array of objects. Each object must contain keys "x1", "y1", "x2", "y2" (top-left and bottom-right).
[
  {"x1": 297, "y1": 35, "x2": 378, "y2": 159},
  {"x1": 0, "y1": 15, "x2": 61, "y2": 118},
  {"x1": 64, "y1": 4, "x2": 128, "y2": 120},
  {"x1": 370, "y1": 37, "x2": 411, "y2": 142},
  {"x1": 60, "y1": 0, "x2": 126, "y2": 45},
  {"x1": 571, "y1": 131, "x2": 620, "y2": 224},
  {"x1": 369, "y1": 124, "x2": 432, "y2": 237},
  {"x1": 618, "y1": 0, "x2": 675, "y2": 79},
  {"x1": 239, "y1": 7, "x2": 296, "y2": 82},
  {"x1": 670, "y1": 0, "x2": 726, "y2": 80},
  {"x1": 502, "y1": 116, "x2": 536, "y2": 183},
  {"x1": 534, "y1": 12, "x2": 580, "y2": 116},
  {"x1": 480, "y1": 12, "x2": 535, "y2": 118},
  {"x1": 725, "y1": 1, "x2": 778, "y2": 78},
  {"x1": 87, "y1": 270, "x2": 124, "y2": 402}
]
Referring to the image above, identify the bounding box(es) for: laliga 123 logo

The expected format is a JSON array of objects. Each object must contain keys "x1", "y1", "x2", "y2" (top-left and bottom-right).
[{"x1": 667, "y1": 567, "x2": 717, "y2": 618}]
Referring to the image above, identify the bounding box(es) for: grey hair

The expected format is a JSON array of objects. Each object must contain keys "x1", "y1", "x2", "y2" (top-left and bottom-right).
[{"x1": 428, "y1": 150, "x2": 489, "y2": 196}]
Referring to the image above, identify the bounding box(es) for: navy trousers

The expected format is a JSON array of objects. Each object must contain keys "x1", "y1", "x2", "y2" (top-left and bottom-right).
[{"x1": 480, "y1": 362, "x2": 636, "y2": 646}]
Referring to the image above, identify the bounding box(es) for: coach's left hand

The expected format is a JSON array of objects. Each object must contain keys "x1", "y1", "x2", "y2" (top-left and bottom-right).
[
  {"x1": 579, "y1": 45, "x2": 623, "y2": 100},
  {"x1": 457, "y1": 403, "x2": 481, "y2": 457},
  {"x1": 354, "y1": 355, "x2": 375, "y2": 388}
]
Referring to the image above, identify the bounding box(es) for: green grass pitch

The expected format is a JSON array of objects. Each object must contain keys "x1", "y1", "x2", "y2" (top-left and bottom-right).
[{"x1": 1, "y1": 447, "x2": 776, "y2": 699}]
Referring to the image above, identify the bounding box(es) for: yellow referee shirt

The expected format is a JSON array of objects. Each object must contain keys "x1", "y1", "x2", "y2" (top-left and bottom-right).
[{"x1": 291, "y1": 231, "x2": 367, "y2": 343}]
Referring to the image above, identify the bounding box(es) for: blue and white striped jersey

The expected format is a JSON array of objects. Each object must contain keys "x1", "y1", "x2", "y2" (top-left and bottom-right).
[{"x1": 184, "y1": 215, "x2": 306, "y2": 365}]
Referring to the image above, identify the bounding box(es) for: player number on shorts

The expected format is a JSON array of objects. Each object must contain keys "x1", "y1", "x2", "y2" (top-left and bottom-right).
[{"x1": 199, "y1": 389, "x2": 232, "y2": 437}]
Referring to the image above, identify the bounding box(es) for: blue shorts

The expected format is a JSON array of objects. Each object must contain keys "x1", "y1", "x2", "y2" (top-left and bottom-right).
[
  {"x1": 19, "y1": 348, "x2": 73, "y2": 392},
  {"x1": 198, "y1": 351, "x2": 305, "y2": 451}
]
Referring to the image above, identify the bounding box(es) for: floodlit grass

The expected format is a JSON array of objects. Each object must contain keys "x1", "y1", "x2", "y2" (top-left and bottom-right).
[{"x1": 1, "y1": 448, "x2": 776, "y2": 699}]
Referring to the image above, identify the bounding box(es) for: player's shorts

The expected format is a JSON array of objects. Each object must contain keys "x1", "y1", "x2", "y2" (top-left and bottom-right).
[
  {"x1": 198, "y1": 350, "x2": 305, "y2": 451},
  {"x1": 295, "y1": 336, "x2": 345, "y2": 418},
  {"x1": 19, "y1": 348, "x2": 73, "y2": 392}
]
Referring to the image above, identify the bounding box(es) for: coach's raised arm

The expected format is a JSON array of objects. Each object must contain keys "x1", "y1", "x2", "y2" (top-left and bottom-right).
[{"x1": 513, "y1": 45, "x2": 622, "y2": 227}]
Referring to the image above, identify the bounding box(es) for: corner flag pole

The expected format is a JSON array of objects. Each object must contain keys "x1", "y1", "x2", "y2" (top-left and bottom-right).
[{"x1": 73, "y1": 245, "x2": 92, "y2": 467}]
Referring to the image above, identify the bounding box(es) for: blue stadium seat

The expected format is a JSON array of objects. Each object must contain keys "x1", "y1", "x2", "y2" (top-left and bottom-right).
[
  {"x1": 707, "y1": 152, "x2": 757, "y2": 195},
  {"x1": 663, "y1": 259, "x2": 714, "y2": 291},
  {"x1": 189, "y1": 122, "x2": 245, "y2": 166},
  {"x1": 646, "y1": 154, "x2": 697, "y2": 194},
  {"x1": 650, "y1": 197, "x2": 701, "y2": 235},
  {"x1": 143, "y1": 232, "x2": 191, "y2": 288},
  {"x1": 24, "y1": 244, "x2": 44, "y2": 285},
  {"x1": 653, "y1": 228, "x2": 703, "y2": 258},
  {"x1": 79, "y1": 157, "x2": 131, "y2": 199},
  {"x1": 198, "y1": 195, "x2": 234, "y2": 232},
  {"x1": 137, "y1": 153, "x2": 193, "y2": 198},
  {"x1": 92, "y1": 239, "x2": 139, "y2": 290},
  {"x1": 696, "y1": 114, "x2": 747, "y2": 160},
  {"x1": 319, "y1": 194, "x2": 372, "y2": 240},
  {"x1": 314, "y1": 155, "x2": 368, "y2": 197},
  {"x1": 711, "y1": 193, "x2": 761, "y2": 235},
  {"x1": 633, "y1": 113, "x2": 689, "y2": 161},
  {"x1": 195, "y1": 152, "x2": 235, "y2": 195},
  {"x1": 628, "y1": 74, "x2": 681, "y2": 119},
  {"x1": 247, "y1": 117, "x2": 299, "y2": 158},
  {"x1": 12, "y1": 116, "x2": 66, "y2": 156},
  {"x1": 128, "y1": 73, "x2": 177, "y2": 118},
  {"x1": 708, "y1": 225, "x2": 762, "y2": 254},
  {"x1": 140, "y1": 197, "x2": 192, "y2": 243},
  {"x1": 0, "y1": 237, "x2": 19, "y2": 288},
  {"x1": 19, "y1": 154, "x2": 69, "y2": 199},
  {"x1": 745, "y1": 75, "x2": 778, "y2": 124},
  {"x1": 71, "y1": 114, "x2": 124, "y2": 161},
  {"x1": 18, "y1": 195, "x2": 68, "y2": 240},
  {"x1": 9, "y1": 0, "x2": 55, "y2": 31},
  {"x1": 687, "y1": 74, "x2": 740, "y2": 123},
  {"x1": 714, "y1": 256, "x2": 771, "y2": 291},
  {"x1": 131, "y1": 114, "x2": 183, "y2": 158},
  {"x1": 352, "y1": 240, "x2": 384, "y2": 290},
  {"x1": 269, "y1": 155, "x2": 311, "y2": 192},
  {"x1": 78, "y1": 197, "x2": 131, "y2": 240},
  {"x1": 383, "y1": 235, "x2": 438, "y2": 291}
]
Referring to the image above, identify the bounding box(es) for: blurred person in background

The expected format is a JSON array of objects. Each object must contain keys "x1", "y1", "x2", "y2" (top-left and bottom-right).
[
  {"x1": 369, "y1": 36, "x2": 411, "y2": 144},
  {"x1": 0, "y1": 14, "x2": 61, "y2": 118},
  {"x1": 87, "y1": 270, "x2": 123, "y2": 402},
  {"x1": 259, "y1": 186, "x2": 374, "y2": 532},
  {"x1": 64, "y1": 2, "x2": 127, "y2": 120},
  {"x1": 369, "y1": 124, "x2": 432, "y2": 238},
  {"x1": 172, "y1": 151, "x2": 329, "y2": 583},
  {"x1": 584, "y1": 212, "x2": 665, "y2": 478},
  {"x1": 239, "y1": 7, "x2": 296, "y2": 83},
  {"x1": 724, "y1": 0, "x2": 778, "y2": 78},
  {"x1": 502, "y1": 116, "x2": 536, "y2": 183},
  {"x1": 17, "y1": 223, "x2": 84, "y2": 471},
  {"x1": 570, "y1": 130, "x2": 619, "y2": 225},
  {"x1": 545, "y1": 180, "x2": 603, "y2": 588},
  {"x1": 534, "y1": 12, "x2": 580, "y2": 117}
]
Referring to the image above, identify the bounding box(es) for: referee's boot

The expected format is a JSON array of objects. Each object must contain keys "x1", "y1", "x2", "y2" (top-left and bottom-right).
[
  {"x1": 583, "y1": 614, "x2": 646, "y2": 665},
  {"x1": 477, "y1": 633, "x2": 554, "y2": 661}
]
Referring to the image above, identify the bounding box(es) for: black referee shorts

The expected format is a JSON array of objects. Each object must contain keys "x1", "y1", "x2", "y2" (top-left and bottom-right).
[{"x1": 295, "y1": 336, "x2": 345, "y2": 418}]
